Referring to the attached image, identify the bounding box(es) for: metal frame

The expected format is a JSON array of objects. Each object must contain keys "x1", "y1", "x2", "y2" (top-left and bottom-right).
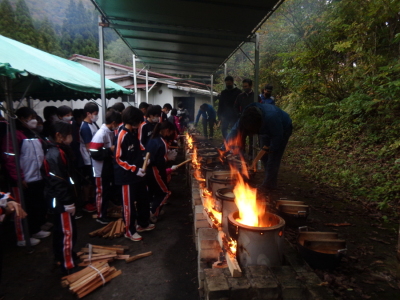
[{"x1": 99, "y1": 16, "x2": 106, "y2": 120}]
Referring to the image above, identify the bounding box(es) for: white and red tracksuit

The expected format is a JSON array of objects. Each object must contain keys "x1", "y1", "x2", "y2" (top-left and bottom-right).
[
  {"x1": 89, "y1": 124, "x2": 115, "y2": 218},
  {"x1": 1, "y1": 121, "x2": 46, "y2": 241},
  {"x1": 145, "y1": 136, "x2": 171, "y2": 217},
  {"x1": 43, "y1": 142, "x2": 76, "y2": 271},
  {"x1": 113, "y1": 126, "x2": 150, "y2": 237}
]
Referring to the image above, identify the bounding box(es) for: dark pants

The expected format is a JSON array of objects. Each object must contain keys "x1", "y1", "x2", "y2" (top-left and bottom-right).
[
  {"x1": 121, "y1": 183, "x2": 150, "y2": 237},
  {"x1": 53, "y1": 211, "x2": 77, "y2": 270},
  {"x1": 95, "y1": 176, "x2": 114, "y2": 218},
  {"x1": 242, "y1": 134, "x2": 254, "y2": 157},
  {"x1": 202, "y1": 118, "x2": 216, "y2": 138},
  {"x1": 24, "y1": 180, "x2": 47, "y2": 235},
  {"x1": 260, "y1": 127, "x2": 292, "y2": 189},
  {"x1": 147, "y1": 167, "x2": 170, "y2": 217},
  {"x1": 220, "y1": 115, "x2": 237, "y2": 139}
]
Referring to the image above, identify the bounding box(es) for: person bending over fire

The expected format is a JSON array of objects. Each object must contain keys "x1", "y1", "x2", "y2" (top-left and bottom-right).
[{"x1": 226, "y1": 102, "x2": 292, "y2": 192}]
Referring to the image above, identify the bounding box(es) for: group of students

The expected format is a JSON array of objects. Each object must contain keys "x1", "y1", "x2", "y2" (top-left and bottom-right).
[{"x1": 0, "y1": 100, "x2": 185, "y2": 275}]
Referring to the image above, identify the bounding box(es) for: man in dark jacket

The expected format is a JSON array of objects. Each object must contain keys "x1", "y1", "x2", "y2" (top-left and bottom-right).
[
  {"x1": 259, "y1": 84, "x2": 275, "y2": 105},
  {"x1": 227, "y1": 103, "x2": 292, "y2": 192},
  {"x1": 195, "y1": 103, "x2": 216, "y2": 140},
  {"x1": 217, "y1": 76, "x2": 241, "y2": 139},
  {"x1": 234, "y1": 79, "x2": 261, "y2": 156}
]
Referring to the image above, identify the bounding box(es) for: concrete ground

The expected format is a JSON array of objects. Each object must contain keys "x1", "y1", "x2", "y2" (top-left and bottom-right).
[{"x1": 0, "y1": 164, "x2": 199, "y2": 300}]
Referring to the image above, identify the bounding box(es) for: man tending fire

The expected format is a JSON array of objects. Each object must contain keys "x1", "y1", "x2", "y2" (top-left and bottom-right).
[{"x1": 226, "y1": 102, "x2": 292, "y2": 193}]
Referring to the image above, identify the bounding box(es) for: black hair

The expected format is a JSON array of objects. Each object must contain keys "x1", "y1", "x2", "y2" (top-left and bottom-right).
[
  {"x1": 240, "y1": 106, "x2": 262, "y2": 134},
  {"x1": 163, "y1": 103, "x2": 172, "y2": 110},
  {"x1": 36, "y1": 115, "x2": 43, "y2": 123},
  {"x1": 242, "y1": 78, "x2": 253, "y2": 86},
  {"x1": 200, "y1": 103, "x2": 208, "y2": 110},
  {"x1": 84, "y1": 102, "x2": 99, "y2": 114},
  {"x1": 171, "y1": 108, "x2": 177, "y2": 116},
  {"x1": 139, "y1": 102, "x2": 150, "y2": 110},
  {"x1": 105, "y1": 109, "x2": 122, "y2": 125},
  {"x1": 122, "y1": 106, "x2": 143, "y2": 126},
  {"x1": 151, "y1": 121, "x2": 175, "y2": 139},
  {"x1": 147, "y1": 105, "x2": 162, "y2": 117},
  {"x1": 43, "y1": 106, "x2": 57, "y2": 121},
  {"x1": 16, "y1": 107, "x2": 36, "y2": 119},
  {"x1": 177, "y1": 102, "x2": 184, "y2": 109},
  {"x1": 50, "y1": 122, "x2": 72, "y2": 139},
  {"x1": 264, "y1": 84, "x2": 273, "y2": 91},
  {"x1": 225, "y1": 75, "x2": 234, "y2": 82},
  {"x1": 57, "y1": 105, "x2": 72, "y2": 117},
  {"x1": 112, "y1": 102, "x2": 125, "y2": 113}
]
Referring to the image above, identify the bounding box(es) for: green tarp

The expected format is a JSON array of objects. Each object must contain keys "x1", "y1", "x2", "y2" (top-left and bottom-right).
[{"x1": 0, "y1": 35, "x2": 132, "y2": 100}]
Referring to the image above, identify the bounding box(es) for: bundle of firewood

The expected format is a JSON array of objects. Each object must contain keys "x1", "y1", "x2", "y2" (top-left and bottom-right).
[
  {"x1": 61, "y1": 260, "x2": 122, "y2": 298},
  {"x1": 89, "y1": 218, "x2": 125, "y2": 239},
  {"x1": 76, "y1": 245, "x2": 129, "y2": 267}
]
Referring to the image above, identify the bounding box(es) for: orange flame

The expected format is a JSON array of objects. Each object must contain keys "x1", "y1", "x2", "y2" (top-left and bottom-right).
[
  {"x1": 229, "y1": 149, "x2": 268, "y2": 227},
  {"x1": 202, "y1": 190, "x2": 222, "y2": 225},
  {"x1": 192, "y1": 147, "x2": 200, "y2": 169},
  {"x1": 228, "y1": 237, "x2": 237, "y2": 255},
  {"x1": 186, "y1": 133, "x2": 193, "y2": 150},
  {"x1": 224, "y1": 131, "x2": 242, "y2": 156}
]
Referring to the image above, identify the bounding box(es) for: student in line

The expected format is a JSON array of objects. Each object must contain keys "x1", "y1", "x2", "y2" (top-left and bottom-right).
[
  {"x1": 43, "y1": 122, "x2": 77, "y2": 274},
  {"x1": 139, "y1": 105, "x2": 161, "y2": 149},
  {"x1": 79, "y1": 103, "x2": 99, "y2": 213},
  {"x1": 145, "y1": 122, "x2": 177, "y2": 222},
  {"x1": 89, "y1": 109, "x2": 121, "y2": 224},
  {"x1": 114, "y1": 106, "x2": 155, "y2": 242}
]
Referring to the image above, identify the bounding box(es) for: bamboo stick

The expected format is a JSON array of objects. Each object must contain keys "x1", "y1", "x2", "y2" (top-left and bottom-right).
[{"x1": 175, "y1": 159, "x2": 192, "y2": 168}]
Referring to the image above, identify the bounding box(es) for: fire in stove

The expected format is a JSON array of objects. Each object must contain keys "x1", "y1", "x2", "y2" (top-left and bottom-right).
[{"x1": 202, "y1": 188, "x2": 222, "y2": 226}]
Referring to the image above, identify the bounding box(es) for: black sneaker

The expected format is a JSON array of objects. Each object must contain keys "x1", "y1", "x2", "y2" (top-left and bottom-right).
[{"x1": 96, "y1": 217, "x2": 112, "y2": 224}]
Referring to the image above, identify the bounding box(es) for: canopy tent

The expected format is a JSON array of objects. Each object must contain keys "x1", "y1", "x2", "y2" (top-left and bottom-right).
[
  {"x1": 90, "y1": 0, "x2": 284, "y2": 77},
  {"x1": 0, "y1": 35, "x2": 131, "y2": 249},
  {"x1": 0, "y1": 35, "x2": 132, "y2": 101}
]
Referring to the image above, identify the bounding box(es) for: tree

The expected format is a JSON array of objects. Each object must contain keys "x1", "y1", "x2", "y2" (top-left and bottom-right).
[
  {"x1": 0, "y1": 0, "x2": 18, "y2": 40},
  {"x1": 36, "y1": 17, "x2": 63, "y2": 56},
  {"x1": 14, "y1": 0, "x2": 37, "y2": 47}
]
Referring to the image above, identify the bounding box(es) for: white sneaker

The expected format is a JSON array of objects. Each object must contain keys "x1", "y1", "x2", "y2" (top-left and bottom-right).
[
  {"x1": 124, "y1": 232, "x2": 142, "y2": 242},
  {"x1": 136, "y1": 223, "x2": 156, "y2": 232},
  {"x1": 17, "y1": 238, "x2": 40, "y2": 247},
  {"x1": 32, "y1": 230, "x2": 51, "y2": 239}
]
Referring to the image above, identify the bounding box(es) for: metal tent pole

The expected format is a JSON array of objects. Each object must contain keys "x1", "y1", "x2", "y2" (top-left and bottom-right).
[
  {"x1": 146, "y1": 69, "x2": 149, "y2": 103},
  {"x1": 133, "y1": 55, "x2": 138, "y2": 106},
  {"x1": 253, "y1": 33, "x2": 260, "y2": 160},
  {"x1": 98, "y1": 16, "x2": 106, "y2": 122},
  {"x1": 1, "y1": 76, "x2": 33, "y2": 252},
  {"x1": 210, "y1": 75, "x2": 214, "y2": 106}
]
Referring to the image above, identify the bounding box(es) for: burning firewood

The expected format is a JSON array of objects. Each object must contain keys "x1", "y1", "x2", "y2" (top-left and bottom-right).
[
  {"x1": 88, "y1": 218, "x2": 125, "y2": 239},
  {"x1": 61, "y1": 260, "x2": 122, "y2": 298}
]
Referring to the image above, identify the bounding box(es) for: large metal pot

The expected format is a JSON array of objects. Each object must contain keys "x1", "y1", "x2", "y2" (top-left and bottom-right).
[
  {"x1": 208, "y1": 171, "x2": 237, "y2": 198},
  {"x1": 297, "y1": 227, "x2": 347, "y2": 269},
  {"x1": 228, "y1": 211, "x2": 285, "y2": 268},
  {"x1": 201, "y1": 163, "x2": 228, "y2": 189},
  {"x1": 215, "y1": 188, "x2": 237, "y2": 237}
]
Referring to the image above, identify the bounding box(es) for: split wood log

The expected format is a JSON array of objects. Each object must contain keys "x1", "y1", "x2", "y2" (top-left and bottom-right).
[
  {"x1": 92, "y1": 245, "x2": 125, "y2": 254},
  {"x1": 115, "y1": 255, "x2": 130, "y2": 260},
  {"x1": 73, "y1": 267, "x2": 116, "y2": 294},
  {"x1": 125, "y1": 251, "x2": 152, "y2": 263},
  {"x1": 78, "y1": 259, "x2": 114, "y2": 267},
  {"x1": 226, "y1": 252, "x2": 242, "y2": 278},
  {"x1": 112, "y1": 245, "x2": 129, "y2": 250},
  {"x1": 82, "y1": 254, "x2": 117, "y2": 262},
  {"x1": 76, "y1": 270, "x2": 122, "y2": 299},
  {"x1": 80, "y1": 248, "x2": 116, "y2": 255},
  {"x1": 61, "y1": 261, "x2": 108, "y2": 284}
]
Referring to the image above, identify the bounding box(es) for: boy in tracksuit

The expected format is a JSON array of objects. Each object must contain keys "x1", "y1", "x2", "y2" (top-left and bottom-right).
[
  {"x1": 145, "y1": 122, "x2": 177, "y2": 222},
  {"x1": 139, "y1": 105, "x2": 162, "y2": 149},
  {"x1": 89, "y1": 109, "x2": 121, "y2": 224},
  {"x1": 114, "y1": 107, "x2": 155, "y2": 242},
  {"x1": 42, "y1": 122, "x2": 77, "y2": 273}
]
